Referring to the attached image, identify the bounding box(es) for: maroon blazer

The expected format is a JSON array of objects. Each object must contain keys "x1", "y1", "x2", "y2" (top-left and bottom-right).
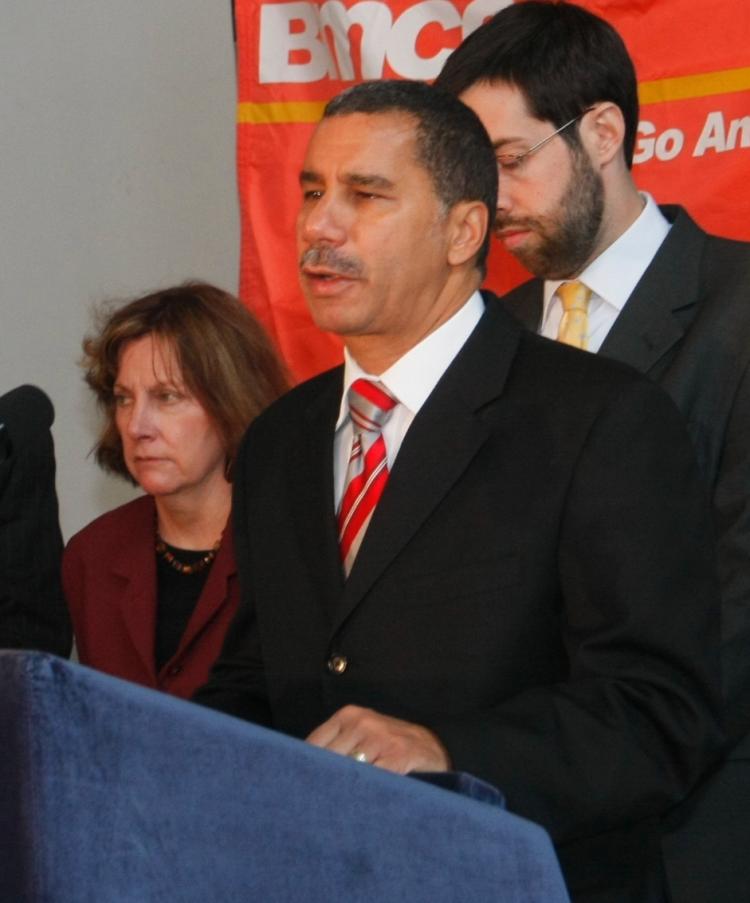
[{"x1": 62, "y1": 495, "x2": 239, "y2": 699}]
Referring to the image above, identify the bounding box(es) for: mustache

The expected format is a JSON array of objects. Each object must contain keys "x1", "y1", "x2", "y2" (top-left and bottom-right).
[
  {"x1": 493, "y1": 215, "x2": 539, "y2": 233},
  {"x1": 299, "y1": 246, "x2": 364, "y2": 278}
]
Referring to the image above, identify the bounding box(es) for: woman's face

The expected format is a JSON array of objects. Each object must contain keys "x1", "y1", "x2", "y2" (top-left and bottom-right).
[{"x1": 114, "y1": 333, "x2": 227, "y2": 501}]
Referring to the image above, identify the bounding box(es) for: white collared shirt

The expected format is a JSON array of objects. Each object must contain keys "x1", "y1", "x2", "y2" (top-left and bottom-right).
[
  {"x1": 333, "y1": 291, "x2": 485, "y2": 509},
  {"x1": 541, "y1": 194, "x2": 671, "y2": 352}
]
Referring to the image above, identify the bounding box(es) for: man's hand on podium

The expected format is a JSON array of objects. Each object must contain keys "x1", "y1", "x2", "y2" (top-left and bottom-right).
[{"x1": 306, "y1": 705, "x2": 451, "y2": 774}]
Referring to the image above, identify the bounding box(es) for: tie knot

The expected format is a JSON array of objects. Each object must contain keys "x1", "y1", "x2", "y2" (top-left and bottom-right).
[
  {"x1": 557, "y1": 281, "x2": 591, "y2": 313},
  {"x1": 348, "y1": 379, "x2": 397, "y2": 433}
]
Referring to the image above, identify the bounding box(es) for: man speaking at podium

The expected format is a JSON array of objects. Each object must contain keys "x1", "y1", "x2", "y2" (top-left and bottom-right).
[{"x1": 196, "y1": 80, "x2": 722, "y2": 902}]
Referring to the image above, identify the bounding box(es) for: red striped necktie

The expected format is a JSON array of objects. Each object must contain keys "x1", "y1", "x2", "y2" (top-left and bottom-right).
[{"x1": 338, "y1": 378, "x2": 398, "y2": 576}]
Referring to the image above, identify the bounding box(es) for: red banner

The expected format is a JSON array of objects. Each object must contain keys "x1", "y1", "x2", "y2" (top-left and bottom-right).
[{"x1": 235, "y1": 0, "x2": 750, "y2": 380}]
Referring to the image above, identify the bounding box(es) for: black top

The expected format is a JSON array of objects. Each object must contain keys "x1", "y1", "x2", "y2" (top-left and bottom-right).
[{"x1": 155, "y1": 545, "x2": 211, "y2": 671}]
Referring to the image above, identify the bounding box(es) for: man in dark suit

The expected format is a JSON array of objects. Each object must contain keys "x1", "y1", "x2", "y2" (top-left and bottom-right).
[
  {"x1": 196, "y1": 80, "x2": 723, "y2": 901},
  {"x1": 0, "y1": 384, "x2": 71, "y2": 656},
  {"x1": 436, "y1": 3, "x2": 750, "y2": 900}
]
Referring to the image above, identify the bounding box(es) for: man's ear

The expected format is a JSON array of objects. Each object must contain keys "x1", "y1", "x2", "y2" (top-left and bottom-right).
[
  {"x1": 581, "y1": 102, "x2": 626, "y2": 167},
  {"x1": 446, "y1": 200, "x2": 489, "y2": 268}
]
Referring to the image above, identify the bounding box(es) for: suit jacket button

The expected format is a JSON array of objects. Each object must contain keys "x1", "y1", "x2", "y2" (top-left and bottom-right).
[
  {"x1": 327, "y1": 655, "x2": 348, "y2": 675},
  {"x1": 168, "y1": 665, "x2": 182, "y2": 676}
]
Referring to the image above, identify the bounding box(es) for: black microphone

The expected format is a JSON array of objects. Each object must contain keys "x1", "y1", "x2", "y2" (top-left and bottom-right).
[{"x1": 0, "y1": 385, "x2": 56, "y2": 463}]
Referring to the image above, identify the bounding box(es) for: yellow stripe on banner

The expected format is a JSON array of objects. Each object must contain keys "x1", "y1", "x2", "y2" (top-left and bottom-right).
[
  {"x1": 237, "y1": 101, "x2": 326, "y2": 124},
  {"x1": 639, "y1": 66, "x2": 750, "y2": 105},
  {"x1": 237, "y1": 67, "x2": 750, "y2": 121}
]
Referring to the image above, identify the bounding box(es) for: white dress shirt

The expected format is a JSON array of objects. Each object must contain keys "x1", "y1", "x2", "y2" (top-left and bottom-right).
[
  {"x1": 541, "y1": 194, "x2": 672, "y2": 352},
  {"x1": 333, "y1": 291, "x2": 485, "y2": 509}
]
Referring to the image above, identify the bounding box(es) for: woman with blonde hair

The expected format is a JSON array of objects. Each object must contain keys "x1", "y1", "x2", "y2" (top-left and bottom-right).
[{"x1": 63, "y1": 282, "x2": 288, "y2": 697}]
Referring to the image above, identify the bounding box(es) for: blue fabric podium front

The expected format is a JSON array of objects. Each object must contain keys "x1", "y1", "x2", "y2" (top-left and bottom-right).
[{"x1": 0, "y1": 652, "x2": 569, "y2": 902}]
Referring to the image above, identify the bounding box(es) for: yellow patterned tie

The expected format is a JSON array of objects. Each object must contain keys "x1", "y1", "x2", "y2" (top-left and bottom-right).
[{"x1": 556, "y1": 281, "x2": 591, "y2": 350}]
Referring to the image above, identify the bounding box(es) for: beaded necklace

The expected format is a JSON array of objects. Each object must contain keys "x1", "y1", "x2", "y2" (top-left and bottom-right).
[{"x1": 155, "y1": 534, "x2": 221, "y2": 575}]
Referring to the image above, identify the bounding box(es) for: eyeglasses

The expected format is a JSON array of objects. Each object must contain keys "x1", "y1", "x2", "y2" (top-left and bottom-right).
[{"x1": 495, "y1": 107, "x2": 595, "y2": 174}]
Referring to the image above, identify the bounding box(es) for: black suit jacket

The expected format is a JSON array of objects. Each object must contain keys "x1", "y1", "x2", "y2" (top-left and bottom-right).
[
  {"x1": 198, "y1": 297, "x2": 722, "y2": 901},
  {"x1": 501, "y1": 207, "x2": 750, "y2": 901},
  {"x1": 0, "y1": 385, "x2": 71, "y2": 656}
]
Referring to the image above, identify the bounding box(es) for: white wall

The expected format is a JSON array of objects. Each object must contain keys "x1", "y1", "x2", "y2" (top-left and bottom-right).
[{"x1": 0, "y1": 1, "x2": 240, "y2": 539}]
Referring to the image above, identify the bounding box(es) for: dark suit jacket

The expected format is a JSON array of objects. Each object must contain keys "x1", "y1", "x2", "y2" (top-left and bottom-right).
[
  {"x1": 0, "y1": 385, "x2": 71, "y2": 656},
  {"x1": 197, "y1": 297, "x2": 722, "y2": 902},
  {"x1": 501, "y1": 207, "x2": 750, "y2": 901},
  {"x1": 62, "y1": 495, "x2": 239, "y2": 699}
]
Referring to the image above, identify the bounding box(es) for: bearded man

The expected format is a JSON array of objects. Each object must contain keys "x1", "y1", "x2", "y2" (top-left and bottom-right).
[{"x1": 437, "y1": 4, "x2": 750, "y2": 901}]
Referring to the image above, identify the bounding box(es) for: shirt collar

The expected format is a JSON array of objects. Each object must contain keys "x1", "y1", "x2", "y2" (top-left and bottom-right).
[
  {"x1": 336, "y1": 290, "x2": 485, "y2": 428},
  {"x1": 543, "y1": 193, "x2": 671, "y2": 316}
]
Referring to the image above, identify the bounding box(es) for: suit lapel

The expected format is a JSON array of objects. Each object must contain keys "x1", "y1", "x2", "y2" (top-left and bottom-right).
[
  {"x1": 598, "y1": 206, "x2": 704, "y2": 374},
  {"x1": 501, "y1": 279, "x2": 543, "y2": 331},
  {"x1": 334, "y1": 299, "x2": 521, "y2": 632},
  {"x1": 173, "y1": 514, "x2": 236, "y2": 660},
  {"x1": 112, "y1": 497, "x2": 158, "y2": 681},
  {"x1": 293, "y1": 372, "x2": 346, "y2": 619}
]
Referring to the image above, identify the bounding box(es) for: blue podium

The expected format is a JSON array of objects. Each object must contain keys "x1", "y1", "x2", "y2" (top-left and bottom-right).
[{"x1": 0, "y1": 652, "x2": 568, "y2": 902}]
